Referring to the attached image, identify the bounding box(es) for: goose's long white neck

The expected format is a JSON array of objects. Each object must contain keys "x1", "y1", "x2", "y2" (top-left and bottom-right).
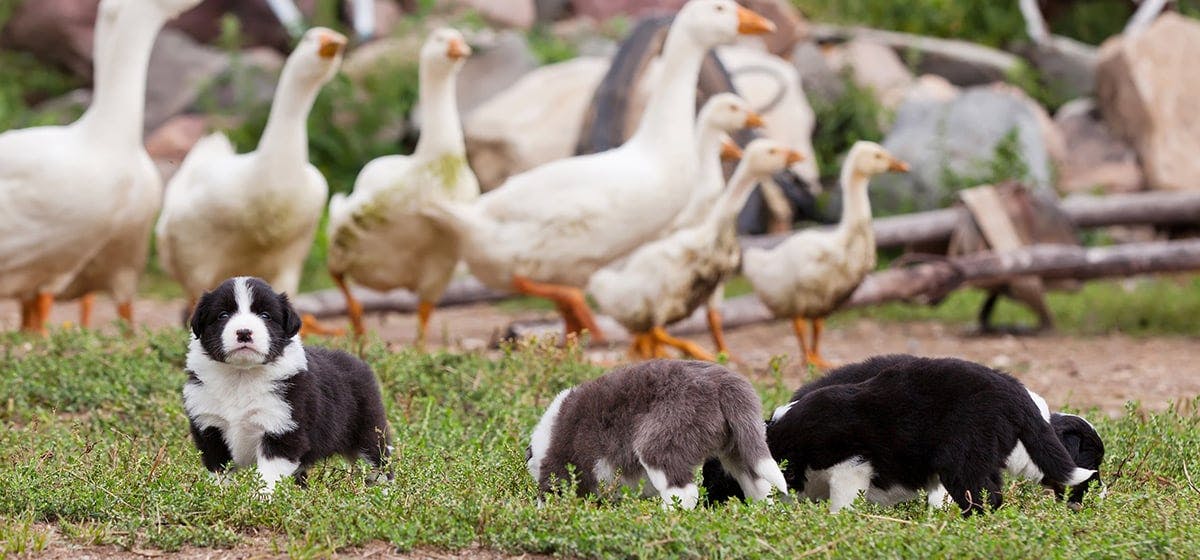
[
  {"x1": 707, "y1": 161, "x2": 760, "y2": 228},
  {"x1": 413, "y1": 64, "x2": 464, "y2": 159},
  {"x1": 837, "y1": 152, "x2": 875, "y2": 235},
  {"x1": 256, "y1": 60, "x2": 323, "y2": 171},
  {"x1": 696, "y1": 124, "x2": 725, "y2": 184},
  {"x1": 77, "y1": 5, "x2": 169, "y2": 149},
  {"x1": 626, "y1": 26, "x2": 706, "y2": 158}
]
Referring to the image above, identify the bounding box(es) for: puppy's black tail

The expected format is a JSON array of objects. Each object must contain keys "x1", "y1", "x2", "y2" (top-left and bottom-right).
[
  {"x1": 1012, "y1": 403, "x2": 1095, "y2": 487},
  {"x1": 715, "y1": 371, "x2": 787, "y2": 500}
]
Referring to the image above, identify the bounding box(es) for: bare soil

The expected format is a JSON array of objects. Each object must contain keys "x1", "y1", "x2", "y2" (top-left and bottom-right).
[{"x1": 3, "y1": 296, "x2": 1197, "y2": 416}]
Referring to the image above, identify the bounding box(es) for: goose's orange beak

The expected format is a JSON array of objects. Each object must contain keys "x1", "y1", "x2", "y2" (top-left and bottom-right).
[
  {"x1": 720, "y1": 139, "x2": 743, "y2": 161},
  {"x1": 447, "y1": 37, "x2": 472, "y2": 60},
  {"x1": 318, "y1": 34, "x2": 346, "y2": 59},
  {"x1": 888, "y1": 159, "x2": 910, "y2": 173},
  {"x1": 786, "y1": 150, "x2": 806, "y2": 165},
  {"x1": 744, "y1": 110, "x2": 766, "y2": 129},
  {"x1": 737, "y1": 6, "x2": 776, "y2": 35}
]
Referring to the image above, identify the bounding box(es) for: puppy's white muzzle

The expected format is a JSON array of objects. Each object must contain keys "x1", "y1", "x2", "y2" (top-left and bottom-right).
[{"x1": 221, "y1": 312, "x2": 270, "y2": 365}]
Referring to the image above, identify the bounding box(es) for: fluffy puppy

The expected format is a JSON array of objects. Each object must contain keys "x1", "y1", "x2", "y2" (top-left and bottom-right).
[
  {"x1": 526, "y1": 360, "x2": 787, "y2": 510},
  {"x1": 182, "y1": 276, "x2": 390, "y2": 494},
  {"x1": 1050, "y1": 412, "x2": 1105, "y2": 509},
  {"x1": 705, "y1": 355, "x2": 1094, "y2": 515}
]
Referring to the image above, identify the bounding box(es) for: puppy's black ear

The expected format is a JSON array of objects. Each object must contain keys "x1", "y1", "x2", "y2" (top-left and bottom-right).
[
  {"x1": 278, "y1": 292, "x2": 302, "y2": 338},
  {"x1": 189, "y1": 292, "x2": 212, "y2": 338}
]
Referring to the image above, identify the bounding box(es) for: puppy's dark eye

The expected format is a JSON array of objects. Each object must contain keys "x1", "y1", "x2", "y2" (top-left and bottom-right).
[
  {"x1": 258, "y1": 312, "x2": 271, "y2": 321},
  {"x1": 218, "y1": 312, "x2": 230, "y2": 320},
  {"x1": 525, "y1": 446, "x2": 533, "y2": 462}
]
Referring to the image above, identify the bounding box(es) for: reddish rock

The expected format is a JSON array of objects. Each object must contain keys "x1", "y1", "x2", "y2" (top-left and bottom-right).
[
  {"x1": 146, "y1": 114, "x2": 210, "y2": 180},
  {"x1": 739, "y1": 0, "x2": 807, "y2": 57},
  {"x1": 1096, "y1": 13, "x2": 1200, "y2": 191},
  {"x1": 450, "y1": 0, "x2": 536, "y2": 29},
  {"x1": 1055, "y1": 98, "x2": 1144, "y2": 194},
  {"x1": 0, "y1": 0, "x2": 101, "y2": 79},
  {"x1": 570, "y1": 0, "x2": 687, "y2": 20}
]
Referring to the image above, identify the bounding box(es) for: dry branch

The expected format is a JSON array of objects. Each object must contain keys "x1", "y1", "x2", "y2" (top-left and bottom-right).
[
  {"x1": 741, "y1": 190, "x2": 1200, "y2": 252},
  {"x1": 508, "y1": 239, "x2": 1200, "y2": 345}
]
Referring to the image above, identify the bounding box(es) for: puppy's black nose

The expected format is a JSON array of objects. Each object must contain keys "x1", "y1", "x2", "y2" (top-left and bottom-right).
[{"x1": 236, "y1": 329, "x2": 253, "y2": 343}]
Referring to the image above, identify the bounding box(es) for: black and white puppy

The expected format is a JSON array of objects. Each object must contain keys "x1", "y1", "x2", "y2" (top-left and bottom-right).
[
  {"x1": 182, "y1": 276, "x2": 391, "y2": 494},
  {"x1": 704, "y1": 355, "x2": 1095, "y2": 515},
  {"x1": 527, "y1": 360, "x2": 787, "y2": 510}
]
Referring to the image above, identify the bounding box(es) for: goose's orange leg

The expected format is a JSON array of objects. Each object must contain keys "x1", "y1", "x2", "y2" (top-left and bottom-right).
[
  {"x1": 706, "y1": 306, "x2": 731, "y2": 356},
  {"x1": 628, "y1": 332, "x2": 655, "y2": 360},
  {"x1": 511, "y1": 276, "x2": 606, "y2": 344},
  {"x1": 807, "y1": 318, "x2": 834, "y2": 369},
  {"x1": 301, "y1": 314, "x2": 345, "y2": 337},
  {"x1": 333, "y1": 272, "x2": 365, "y2": 338},
  {"x1": 25, "y1": 293, "x2": 53, "y2": 336},
  {"x1": 651, "y1": 326, "x2": 716, "y2": 362},
  {"x1": 416, "y1": 300, "x2": 435, "y2": 349},
  {"x1": 19, "y1": 297, "x2": 35, "y2": 330},
  {"x1": 79, "y1": 293, "x2": 96, "y2": 328}
]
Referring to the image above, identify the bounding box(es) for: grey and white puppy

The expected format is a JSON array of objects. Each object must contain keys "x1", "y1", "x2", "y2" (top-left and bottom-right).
[{"x1": 526, "y1": 359, "x2": 787, "y2": 509}]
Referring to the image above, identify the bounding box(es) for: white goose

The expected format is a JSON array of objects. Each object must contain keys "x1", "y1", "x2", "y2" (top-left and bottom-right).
[
  {"x1": 156, "y1": 28, "x2": 346, "y2": 328},
  {"x1": 0, "y1": 0, "x2": 201, "y2": 334},
  {"x1": 743, "y1": 141, "x2": 908, "y2": 368},
  {"x1": 590, "y1": 139, "x2": 802, "y2": 361},
  {"x1": 588, "y1": 92, "x2": 761, "y2": 357},
  {"x1": 326, "y1": 28, "x2": 476, "y2": 343},
  {"x1": 58, "y1": 0, "x2": 174, "y2": 329},
  {"x1": 422, "y1": 0, "x2": 774, "y2": 342}
]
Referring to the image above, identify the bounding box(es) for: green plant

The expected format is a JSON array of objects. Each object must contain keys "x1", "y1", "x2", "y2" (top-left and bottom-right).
[
  {"x1": 526, "y1": 26, "x2": 579, "y2": 65},
  {"x1": 808, "y1": 71, "x2": 889, "y2": 181},
  {"x1": 936, "y1": 128, "x2": 1031, "y2": 205}
]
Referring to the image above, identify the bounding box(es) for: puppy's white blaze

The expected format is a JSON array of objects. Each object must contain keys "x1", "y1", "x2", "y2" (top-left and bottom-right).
[
  {"x1": 1026, "y1": 389, "x2": 1051, "y2": 422},
  {"x1": 256, "y1": 452, "x2": 300, "y2": 494},
  {"x1": 826, "y1": 456, "x2": 873, "y2": 513},
  {"x1": 527, "y1": 388, "x2": 571, "y2": 483},
  {"x1": 1067, "y1": 468, "x2": 1097, "y2": 487},
  {"x1": 221, "y1": 277, "x2": 271, "y2": 365},
  {"x1": 1004, "y1": 441, "x2": 1045, "y2": 481},
  {"x1": 594, "y1": 459, "x2": 617, "y2": 484},
  {"x1": 771, "y1": 401, "x2": 795, "y2": 422}
]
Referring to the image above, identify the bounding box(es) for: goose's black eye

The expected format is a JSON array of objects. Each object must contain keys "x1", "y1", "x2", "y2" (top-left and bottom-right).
[
  {"x1": 716, "y1": 5, "x2": 725, "y2": 11},
  {"x1": 259, "y1": 312, "x2": 271, "y2": 321},
  {"x1": 218, "y1": 312, "x2": 230, "y2": 320}
]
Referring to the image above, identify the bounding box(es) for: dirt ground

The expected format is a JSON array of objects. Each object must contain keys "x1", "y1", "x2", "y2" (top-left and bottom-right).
[
  {"x1": 25, "y1": 525, "x2": 550, "y2": 559},
  {"x1": 3, "y1": 296, "x2": 1198, "y2": 417}
]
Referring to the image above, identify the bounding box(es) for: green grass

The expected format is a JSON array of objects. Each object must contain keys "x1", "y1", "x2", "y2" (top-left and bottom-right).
[{"x1": 1, "y1": 330, "x2": 1199, "y2": 558}]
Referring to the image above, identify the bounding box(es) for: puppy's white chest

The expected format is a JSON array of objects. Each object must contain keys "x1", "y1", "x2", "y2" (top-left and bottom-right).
[{"x1": 183, "y1": 375, "x2": 297, "y2": 467}]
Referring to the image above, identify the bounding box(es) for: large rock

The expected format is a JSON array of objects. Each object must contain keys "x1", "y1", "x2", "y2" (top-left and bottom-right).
[
  {"x1": 0, "y1": 0, "x2": 100, "y2": 79},
  {"x1": 454, "y1": 31, "x2": 540, "y2": 115},
  {"x1": 144, "y1": 31, "x2": 284, "y2": 133},
  {"x1": 1096, "y1": 13, "x2": 1200, "y2": 191},
  {"x1": 791, "y1": 41, "x2": 843, "y2": 106},
  {"x1": 146, "y1": 114, "x2": 210, "y2": 180},
  {"x1": 1020, "y1": 34, "x2": 1098, "y2": 99},
  {"x1": 737, "y1": 0, "x2": 808, "y2": 58},
  {"x1": 812, "y1": 24, "x2": 1022, "y2": 87},
  {"x1": 144, "y1": 30, "x2": 231, "y2": 132},
  {"x1": 824, "y1": 39, "x2": 914, "y2": 109},
  {"x1": 874, "y1": 84, "x2": 1064, "y2": 213},
  {"x1": 1054, "y1": 98, "x2": 1143, "y2": 194},
  {"x1": 570, "y1": 0, "x2": 687, "y2": 20},
  {"x1": 464, "y1": 57, "x2": 610, "y2": 190},
  {"x1": 448, "y1": 0, "x2": 536, "y2": 29}
]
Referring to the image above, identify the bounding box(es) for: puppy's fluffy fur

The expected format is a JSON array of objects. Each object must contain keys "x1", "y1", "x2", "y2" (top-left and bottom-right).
[
  {"x1": 527, "y1": 360, "x2": 786, "y2": 509},
  {"x1": 704, "y1": 355, "x2": 1095, "y2": 514},
  {"x1": 182, "y1": 277, "x2": 390, "y2": 493}
]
